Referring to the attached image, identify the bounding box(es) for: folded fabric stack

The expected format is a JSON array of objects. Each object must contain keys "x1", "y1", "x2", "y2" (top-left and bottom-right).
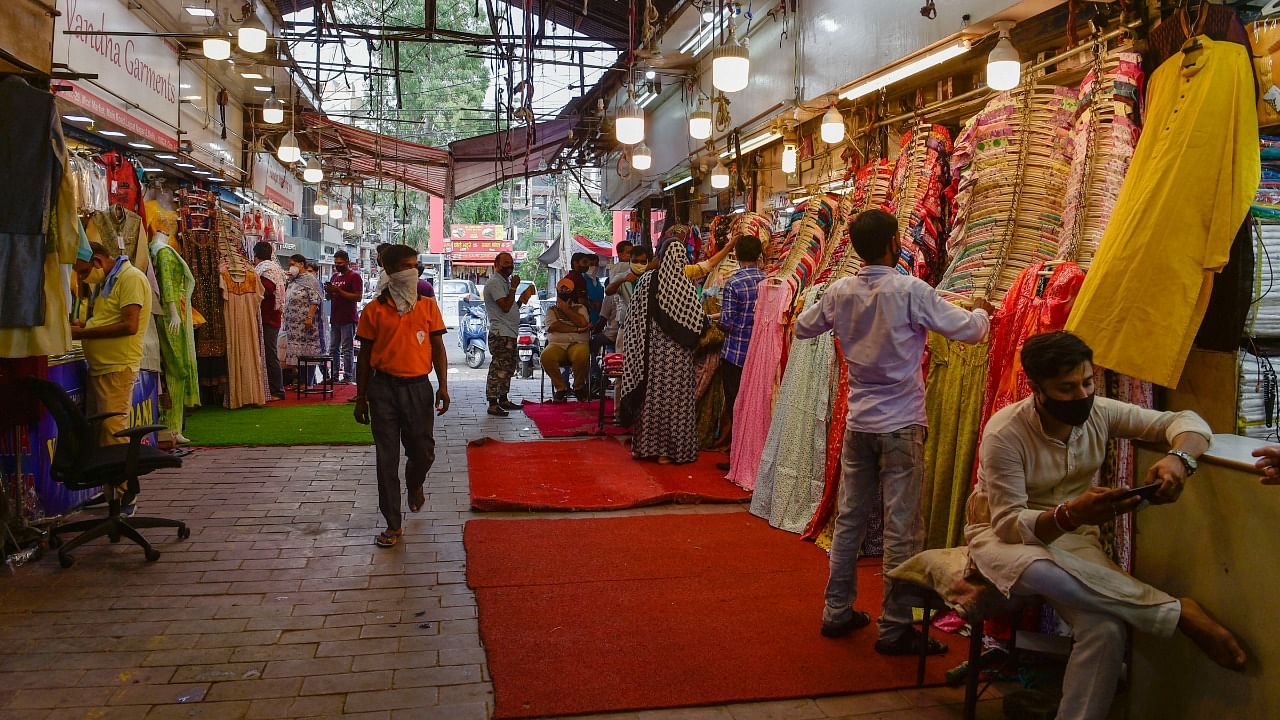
[
  {"x1": 1238, "y1": 349, "x2": 1280, "y2": 441},
  {"x1": 1248, "y1": 222, "x2": 1280, "y2": 337},
  {"x1": 1253, "y1": 136, "x2": 1280, "y2": 221},
  {"x1": 938, "y1": 85, "x2": 1078, "y2": 304},
  {"x1": 884, "y1": 124, "x2": 956, "y2": 285},
  {"x1": 1060, "y1": 50, "x2": 1144, "y2": 268}
]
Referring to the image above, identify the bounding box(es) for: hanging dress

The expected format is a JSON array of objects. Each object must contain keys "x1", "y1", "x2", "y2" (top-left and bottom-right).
[
  {"x1": 220, "y1": 269, "x2": 267, "y2": 409},
  {"x1": 726, "y1": 279, "x2": 792, "y2": 489}
]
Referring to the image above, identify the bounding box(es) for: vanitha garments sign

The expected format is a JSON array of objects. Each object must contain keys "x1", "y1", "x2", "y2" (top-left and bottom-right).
[{"x1": 53, "y1": 0, "x2": 180, "y2": 150}]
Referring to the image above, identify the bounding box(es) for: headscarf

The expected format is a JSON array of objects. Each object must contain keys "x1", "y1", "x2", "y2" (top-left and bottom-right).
[
  {"x1": 617, "y1": 231, "x2": 708, "y2": 425},
  {"x1": 255, "y1": 259, "x2": 288, "y2": 312}
]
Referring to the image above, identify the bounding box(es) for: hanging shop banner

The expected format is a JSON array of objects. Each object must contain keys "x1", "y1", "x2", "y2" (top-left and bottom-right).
[
  {"x1": 251, "y1": 152, "x2": 303, "y2": 216},
  {"x1": 446, "y1": 224, "x2": 511, "y2": 263},
  {"x1": 53, "y1": 0, "x2": 180, "y2": 150}
]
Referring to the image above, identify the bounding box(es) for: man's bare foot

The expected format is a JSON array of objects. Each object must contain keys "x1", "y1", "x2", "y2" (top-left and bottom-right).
[{"x1": 1178, "y1": 597, "x2": 1247, "y2": 671}]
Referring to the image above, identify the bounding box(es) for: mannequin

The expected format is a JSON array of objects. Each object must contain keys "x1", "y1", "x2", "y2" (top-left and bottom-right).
[{"x1": 150, "y1": 231, "x2": 199, "y2": 442}]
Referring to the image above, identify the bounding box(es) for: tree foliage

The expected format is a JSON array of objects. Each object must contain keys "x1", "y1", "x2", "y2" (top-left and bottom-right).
[{"x1": 568, "y1": 196, "x2": 611, "y2": 247}]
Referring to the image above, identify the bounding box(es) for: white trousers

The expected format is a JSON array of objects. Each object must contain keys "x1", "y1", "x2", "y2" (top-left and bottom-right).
[{"x1": 1012, "y1": 559, "x2": 1181, "y2": 720}]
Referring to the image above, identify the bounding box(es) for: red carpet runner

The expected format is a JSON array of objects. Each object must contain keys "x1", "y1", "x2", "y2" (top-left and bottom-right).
[
  {"x1": 520, "y1": 399, "x2": 629, "y2": 437},
  {"x1": 468, "y1": 437, "x2": 747, "y2": 511},
  {"x1": 465, "y1": 513, "x2": 958, "y2": 718}
]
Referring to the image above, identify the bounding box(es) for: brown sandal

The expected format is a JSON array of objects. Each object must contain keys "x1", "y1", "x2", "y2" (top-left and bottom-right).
[{"x1": 375, "y1": 529, "x2": 402, "y2": 548}]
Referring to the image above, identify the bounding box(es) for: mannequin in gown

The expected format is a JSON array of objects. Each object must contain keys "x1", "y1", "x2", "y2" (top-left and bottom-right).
[{"x1": 150, "y1": 233, "x2": 199, "y2": 442}]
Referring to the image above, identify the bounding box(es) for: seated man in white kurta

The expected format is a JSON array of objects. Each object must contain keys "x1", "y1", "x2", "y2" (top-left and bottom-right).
[{"x1": 965, "y1": 331, "x2": 1246, "y2": 720}]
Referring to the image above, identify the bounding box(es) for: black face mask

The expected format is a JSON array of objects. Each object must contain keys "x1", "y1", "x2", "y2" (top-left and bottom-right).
[
  {"x1": 1039, "y1": 392, "x2": 1095, "y2": 426},
  {"x1": 557, "y1": 291, "x2": 573, "y2": 301}
]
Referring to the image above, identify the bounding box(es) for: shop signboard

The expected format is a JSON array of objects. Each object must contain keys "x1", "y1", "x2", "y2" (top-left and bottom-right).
[
  {"x1": 446, "y1": 224, "x2": 510, "y2": 263},
  {"x1": 251, "y1": 152, "x2": 303, "y2": 216},
  {"x1": 53, "y1": 0, "x2": 180, "y2": 150}
]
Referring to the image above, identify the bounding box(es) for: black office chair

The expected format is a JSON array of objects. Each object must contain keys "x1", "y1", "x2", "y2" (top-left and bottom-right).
[{"x1": 25, "y1": 378, "x2": 190, "y2": 568}]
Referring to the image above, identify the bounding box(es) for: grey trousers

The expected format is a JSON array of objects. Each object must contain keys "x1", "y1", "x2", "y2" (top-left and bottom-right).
[
  {"x1": 823, "y1": 425, "x2": 926, "y2": 641},
  {"x1": 367, "y1": 372, "x2": 437, "y2": 531},
  {"x1": 263, "y1": 324, "x2": 284, "y2": 396},
  {"x1": 1013, "y1": 560, "x2": 1180, "y2": 720}
]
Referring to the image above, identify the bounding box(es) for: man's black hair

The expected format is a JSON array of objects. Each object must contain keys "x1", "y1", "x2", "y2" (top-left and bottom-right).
[
  {"x1": 333, "y1": 249, "x2": 349, "y2": 261},
  {"x1": 1021, "y1": 331, "x2": 1095, "y2": 385},
  {"x1": 375, "y1": 242, "x2": 394, "y2": 267},
  {"x1": 616, "y1": 240, "x2": 633, "y2": 254},
  {"x1": 381, "y1": 244, "x2": 418, "y2": 271},
  {"x1": 493, "y1": 251, "x2": 513, "y2": 267},
  {"x1": 848, "y1": 209, "x2": 899, "y2": 264},
  {"x1": 288, "y1": 253, "x2": 307, "y2": 266},
  {"x1": 253, "y1": 241, "x2": 273, "y2": 261},
  {"x1": 735, "y1": 235, "x2": 763, "y2": 262},
  {"x1": 630, "y1": 245, "x2": 653, "y2": 262}
]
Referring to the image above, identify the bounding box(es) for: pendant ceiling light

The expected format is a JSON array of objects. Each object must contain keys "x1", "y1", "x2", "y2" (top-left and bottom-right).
[
  {"x1": 689, "y1": 99, "x2": 712, "y2": 140},
  {"x1": 303, "y1": 155, "x2": 323, "y2": 183},
  {"x1": 710, "y1": 159, "x2": 730, "y2": 189},
  {"x1": 237, "y1": 14, "x2": 268, "y2": 54},
  {"x1": 820, "y1": 106, "x2": 844, "y2": 144},
  {"x1": 781, "y1": 142, "x2": 797, "y2": 174},
  {"x1": 262, "y1": 93, "x2": 284, "y2": 124},
  {"x1": 329, "y1": 206, "x2": 344, "y2": 220},
  {"x1": 711, "y1": 26, "x2": 750, "y2": 93},
  {"x1": 313, "y1": 194, "x2": 329, "y2": 215},
  {"x1": 615, "y1": 99, "x2": 645, "y2": 145},
  {"x1": 986, "y1": 21, "x2": 1021, "y2": 91},
  {"x1": 342, "y1": 218, "x2": 355, "y2": 231},
  {"x1": 632, "y1": 143, "x2": 653, "y2": 171},
  {"x1": 203, "y1": 30, "x2": 232, "y2": 61},
  {"x1": 277, "y1": 131, "x2": 300, "y2": 164}
]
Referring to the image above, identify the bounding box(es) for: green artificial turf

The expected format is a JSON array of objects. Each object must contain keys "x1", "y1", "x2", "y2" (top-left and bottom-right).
[{"x1": 184, "y1": 403, "x2": 373, "y2": 446}]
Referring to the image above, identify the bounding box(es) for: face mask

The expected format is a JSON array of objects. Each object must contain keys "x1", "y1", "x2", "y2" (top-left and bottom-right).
[
  {"x1": 557, "y1": 291, "x2": 573, "y2": 301},
  {"x1": 86, "y1": 266, "x2": 106, "y2": 286},
  {"x1": 334, "y1": 264, "x2": 348, "y2": 273},
  {"x1": 630, "y1": 262, "x2": 648, "y2": 274},
  {"x1": 389, "y1": 267, "x2": 418, "y2": 289},
  {"x1": 1039, "y1": 392, "x2": 1095, "y2": 427},
  {"x1": 498, "y1": 265, "x2": 513, "y2": 278},
  {"x1": 288, "y1": 266, "x2": 301, "y2": 276}
]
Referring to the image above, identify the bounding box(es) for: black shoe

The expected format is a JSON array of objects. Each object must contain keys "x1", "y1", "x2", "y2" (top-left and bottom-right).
[
  {"x1": 874, "y1": 628, "x2": 948, "y2": 656},
  {"x1": 820, "y1": 611, "x2": 871, "y2": 638},
  {"x1": 498, "y1": 398, "x2": 522, "y2": 411},
  {"x1": 487, "y1": 404, "x2": 509, "y2": 417},
  {"x1": 552, "y1": 390, "x2": 569, "y2": 403}
]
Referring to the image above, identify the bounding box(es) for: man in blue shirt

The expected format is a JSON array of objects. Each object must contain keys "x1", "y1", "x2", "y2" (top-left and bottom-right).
[{"x1": 713, "y1": 234, "x2": 765, "y2": 457}]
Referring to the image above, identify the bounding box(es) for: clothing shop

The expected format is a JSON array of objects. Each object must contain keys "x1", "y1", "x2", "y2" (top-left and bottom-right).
[{"x1": 600, "y1": 1, "x2": 1278, "y2": 717}]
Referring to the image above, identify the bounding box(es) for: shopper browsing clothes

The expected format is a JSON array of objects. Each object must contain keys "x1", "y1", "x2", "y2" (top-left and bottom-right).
[
  {"x1": 325, "y1": 250, "x2": 363, "y2": 383},
  {"x1": 483, "y1": 251, "x2": 535, "y2": 417},
  {"x1": 711, "y1": 234, "x2": 766, "y2": 456},
  {"x1": 283, "y1": 254, "x2": 324, "y2": 375},
  {"x1": 72, "y1": 242, "x2": 152, "y2": 446},
  {"x1": 795, "y1": 209, "x2": 992, "y2": 651},
  {"x1": 966, "y1": 331, "x2": 1245, "y2": 720},
  {"x1": 541, "y1": 278, "x2": 592, "y2": 402},
  {"x1": 352, "y1": 244, "x2": 449, "y2": 549},
  {"x1": 253, "y1": 242, "x2": 287, "y2": 400},
  {"x1": 618, "y1": 232, "x2": 709, "y2": 464}
]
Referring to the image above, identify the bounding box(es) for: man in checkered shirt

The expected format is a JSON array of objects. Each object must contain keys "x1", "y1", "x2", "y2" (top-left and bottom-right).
[{"x1": 712, "y1": 234, "x2": 765, "y2": 460}]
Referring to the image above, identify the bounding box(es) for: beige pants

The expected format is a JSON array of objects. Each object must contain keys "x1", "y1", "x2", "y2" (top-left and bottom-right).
[{"x1": 88, "y1": 370, "x2": 137, "y2": 446}]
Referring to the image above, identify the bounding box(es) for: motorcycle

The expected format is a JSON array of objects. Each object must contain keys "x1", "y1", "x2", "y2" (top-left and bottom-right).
[
  {"x1": 516, "y1": 302, "x2": 541, "y2": 379},
  {"x1": 459, "y1": 300, "x2": 489, "y2": 369}
]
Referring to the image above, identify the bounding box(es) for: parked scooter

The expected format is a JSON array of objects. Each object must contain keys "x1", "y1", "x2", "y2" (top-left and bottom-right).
[
  {"x1": 516, "y1": 302, "x2": 542, "y2": 379},
  {"x1": 459, "y1": 299, "x2": 489, "y2": 369}
]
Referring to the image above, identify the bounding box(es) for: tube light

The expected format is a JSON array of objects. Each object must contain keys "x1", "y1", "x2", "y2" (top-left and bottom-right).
[
  {"x1": 679, "y1": 8, "x2": 732, "y2": 55},
  {"x1": 820, "y1": 106, "x2": 845, "y2": 144},
  {"x1": 175, "y1": 162, "x2": 196, "y2": 168},
  {"x1": 711, "y1": 28, "x2": 750, "y2": 93},
  {"x1": 986, "y1": 21, "x2": 1020, "y2": 91},
  {"x1": 99, "y1": 130, "x2": 127, "y2": 137},
  {"x1": 185, "y1": 6, "x2": 215, "y2": 17},
  {"x1": 636, "y1": 91, "x2": 658, "y2": 109},
  {"x1": 63, "y1": 115, "x2": 93, "y2": 122},
  {"x1": 781, "y1": 142, "x2": 797, "y2": 174},
  {"x1": 632, "y1": 143, "x2": 653, "y2": 171},
  {"x1": 838, "y1": 40, "x2": 971, "y2": 101},
  {"x1": 240, "y1": 72, "x2": 264, "y2": 79},
  {"x1": 615, "y1": 101, "x2": 645, "y2": 145},
  {"x1": 663, "y1": 175, "x2": 693, "y2": 192},
  {"x1": 719, "y1": 130, "x2": 782, "y2": 158},
  {"x1": 710, "y1": 160, "x2": 730, "y2": 189},
  {"x1": 155, "y1": 154, "x2": 178, "y2": 160}
]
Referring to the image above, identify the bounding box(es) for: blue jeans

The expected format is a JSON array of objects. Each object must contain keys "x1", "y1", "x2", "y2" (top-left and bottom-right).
[
  {"x1": 330, "y1": 322, "x2": 356, "y2": 381},
  {"x1": 823, "y1": 424, "x2": 926, "y2": 641}
]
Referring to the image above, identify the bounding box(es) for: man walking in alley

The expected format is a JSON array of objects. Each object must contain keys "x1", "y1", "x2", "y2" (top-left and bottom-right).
[
  {"x1": 483, "y1": 251, "x2": 535, "y2": 416},
  {"x1": 795, "y1": 209, "x2": 992, "y2": 654},
  {"x1": 72, "y1": 242, "x2": 151, "y2": 447},
  {"x1": 712, "y1": 234, "x2": 766, "y2": 461},
  {"x1": 353, "y1": 244, "x2": 450, "y2": 548},
  {"x1": 325, "y1": 250, "x2": 363, "y2": 383},
  {"x1": 253, "y1": 242, "x2": 287, "y2": 400}
]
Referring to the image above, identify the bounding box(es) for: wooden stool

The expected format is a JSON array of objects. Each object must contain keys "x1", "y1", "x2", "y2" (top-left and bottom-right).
[{"x1": 296, "y1": 355, "x2": 334, "y2": 399}]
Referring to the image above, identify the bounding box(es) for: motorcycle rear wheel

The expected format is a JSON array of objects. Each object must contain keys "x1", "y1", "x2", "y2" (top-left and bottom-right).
[{"x1": 466, "y1": 347, "x2": 486, "y2": 369}]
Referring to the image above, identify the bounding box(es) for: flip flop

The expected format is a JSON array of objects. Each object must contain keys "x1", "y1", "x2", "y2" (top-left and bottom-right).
[{"x1": 375, "y1": 529, "x2": 402, "y2": 548}]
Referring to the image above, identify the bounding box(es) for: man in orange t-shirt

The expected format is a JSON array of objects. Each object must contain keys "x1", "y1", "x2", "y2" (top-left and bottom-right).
[{"x1": 353, "y1": 244, "x2": 450, "y2": 548}]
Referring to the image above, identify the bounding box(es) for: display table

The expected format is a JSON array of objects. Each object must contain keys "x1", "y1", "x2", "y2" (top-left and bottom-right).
[
  {"x1": 0, "y1": 354, "x2": 160, "y2": 519},
  {"x1": 1129, "y1": 435, "x2": 1280, "y2": 718}
]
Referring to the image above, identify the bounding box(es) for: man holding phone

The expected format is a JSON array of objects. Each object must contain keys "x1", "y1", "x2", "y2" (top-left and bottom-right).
[
  {"x1": 964, "y1": 331, "x2": 1245, "y2": 720},
  {"x1": 353, "y1": 244, "x2": 449, "y2": 548}
]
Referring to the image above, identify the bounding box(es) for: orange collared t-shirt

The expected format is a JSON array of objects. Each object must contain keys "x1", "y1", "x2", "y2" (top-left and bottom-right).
[{"x1": 356, "y1": 296, "x2": 447, "y2": 378}]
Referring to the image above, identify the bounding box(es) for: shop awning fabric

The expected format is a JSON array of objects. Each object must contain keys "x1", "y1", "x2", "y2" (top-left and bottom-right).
[
  {"x1": 450, "y1": 118, "x2": 576, "y2": 200},
  {"x1": 537, "y1": 234, "x2": 614, "y2": 269},
  {"x1": 302, "y1": 112, "x2": 453, "y2": 199}
]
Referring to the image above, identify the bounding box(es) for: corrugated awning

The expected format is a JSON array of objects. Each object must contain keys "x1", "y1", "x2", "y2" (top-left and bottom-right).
[
  {"x1": 302, "y1": 112, "x2": 453, "y2": 199},
  {"x1": 450, "y1": 118, "x2": 576, "y2": 200}
]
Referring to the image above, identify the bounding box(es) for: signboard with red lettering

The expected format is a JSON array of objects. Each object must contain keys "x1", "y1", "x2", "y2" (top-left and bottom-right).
[
  {"x1": 446, "y1": 224, "x2": 510, "y2": 261},
  {"x1": 53, "y1": 0, "x2": 180, "y2": 150}
]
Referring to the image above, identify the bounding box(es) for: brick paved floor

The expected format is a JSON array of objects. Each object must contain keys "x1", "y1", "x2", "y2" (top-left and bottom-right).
[{"x1": 0, "y1": 365, "x2": 1011, "y2": 720}]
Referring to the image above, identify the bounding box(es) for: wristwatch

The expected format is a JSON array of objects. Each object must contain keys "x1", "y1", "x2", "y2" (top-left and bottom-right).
[{"x1": 1167, "y1": 449, "x2": 1198, "y2": 476}]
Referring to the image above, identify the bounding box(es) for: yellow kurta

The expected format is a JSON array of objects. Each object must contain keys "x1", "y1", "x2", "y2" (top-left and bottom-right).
[{"x1": 1066, "y1": 37, "x2": 1260, "y2": 387}]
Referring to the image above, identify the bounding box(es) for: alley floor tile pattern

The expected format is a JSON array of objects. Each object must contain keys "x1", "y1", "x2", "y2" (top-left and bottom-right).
[{"x1": 0, "y1": 377, "x2": 1008, "y2": 719}]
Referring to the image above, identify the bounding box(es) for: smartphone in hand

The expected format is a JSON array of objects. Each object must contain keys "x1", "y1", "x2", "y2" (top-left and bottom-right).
[{"x1": 1115, "y1": 483, "x2": 1162, "y2": 503}]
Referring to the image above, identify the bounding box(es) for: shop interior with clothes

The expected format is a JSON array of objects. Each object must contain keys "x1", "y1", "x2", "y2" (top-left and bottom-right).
[{"x1": 1, "y1": 0, "x2": 1279, "y2": 719}]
